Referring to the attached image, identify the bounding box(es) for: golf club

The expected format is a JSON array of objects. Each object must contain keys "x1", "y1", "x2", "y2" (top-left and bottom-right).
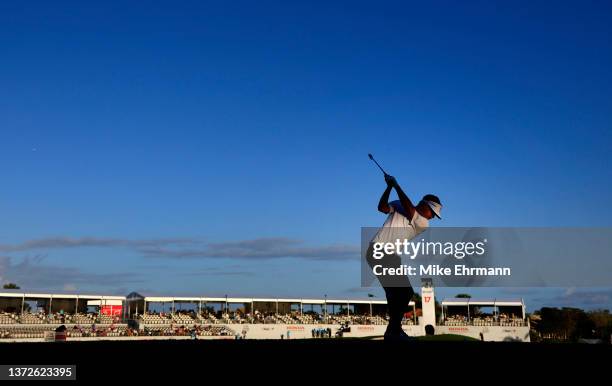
[{"x1": 368, "y1": 153, "x2": 389, "y2": 176}]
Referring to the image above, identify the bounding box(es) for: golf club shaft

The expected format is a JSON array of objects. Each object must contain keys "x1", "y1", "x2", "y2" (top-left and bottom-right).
[{"x1": 368, "y1": 154, "x2": 388, "y2": 176}]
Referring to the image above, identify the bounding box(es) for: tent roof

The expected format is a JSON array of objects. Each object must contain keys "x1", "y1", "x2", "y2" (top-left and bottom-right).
[
  {"x1": 494, "y1": 299, "x2": 524, "y2": 307},
  {"x1": 0, "y1": 291, "x2": 125, "y2": 300},
  {"x1": 441, "y1": 298, "x2": 524, "y2": 307},
  {"x1": 137, "y1": 296, "x2": 396, "y2": 305}
]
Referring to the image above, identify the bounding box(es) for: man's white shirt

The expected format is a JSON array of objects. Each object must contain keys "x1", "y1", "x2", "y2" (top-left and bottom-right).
[{"x1": 372, "y1": 200, "x2": 429, "y2": 245}]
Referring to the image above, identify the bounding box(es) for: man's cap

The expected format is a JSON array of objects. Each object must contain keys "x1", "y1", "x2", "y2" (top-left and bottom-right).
[
  {"x1": 425, "y1": 201, "x2": 442, "y2": 219},
  {"x1": 422, "y1": 194, "x2": 442, "y2": 219}
]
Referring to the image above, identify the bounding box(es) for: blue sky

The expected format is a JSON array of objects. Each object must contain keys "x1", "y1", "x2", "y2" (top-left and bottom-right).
[{"x1": 1, "y1": 1, "x2": 611, "y2": 310}]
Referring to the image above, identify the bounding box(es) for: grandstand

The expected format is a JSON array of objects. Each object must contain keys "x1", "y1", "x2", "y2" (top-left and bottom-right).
[
  {"x1": 434, "y1": 297, "x2": 530, "y2": 341},
  {"x1": 440, "y1": 298, "x2": 527, "y2": 327},
  {"x1": 126, "y1": 293, "x2": 403, "y2": 338},
  {"x1": 0, "y1": 280, "x2": 530, "y2": 342},
  {"x1": 0, "y1": 291, "x2": 128, "y2": 341}
]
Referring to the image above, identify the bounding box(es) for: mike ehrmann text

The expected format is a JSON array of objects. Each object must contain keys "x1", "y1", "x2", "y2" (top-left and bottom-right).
[{"x1": 372, "y1": 264, "x2": 512, "y2": 277}]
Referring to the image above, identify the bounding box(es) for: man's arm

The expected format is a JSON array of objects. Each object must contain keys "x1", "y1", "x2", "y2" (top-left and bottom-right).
[
  {"x1": 393, "y1": 182, "x2": 416, "y2": 219},
  {"x1": 378, "y1": 183, "x2": 393, "y2": 214}
]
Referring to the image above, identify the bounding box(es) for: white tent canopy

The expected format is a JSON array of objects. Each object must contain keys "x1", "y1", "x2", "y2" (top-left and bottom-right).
[
  {"x1": 87, "y1": 299, "x2": 123, "y2": 306},
  {"x1": 441, "y1": 298, "x2": 524, "y2": 307},
  {"x1": 134, "y1": 296, "x2": 398, "y2": 306},
  {"x1": 0, "y1": 291, "x2": 125, "y2": 301}
]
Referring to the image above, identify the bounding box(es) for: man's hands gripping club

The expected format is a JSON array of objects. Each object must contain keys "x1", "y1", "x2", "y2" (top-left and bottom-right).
[
  {"x1": 378, "y1": 174, "x2": 416, "y2": 219},
  {"x1": 384, "y1": 174, "x2": 397, "y2": 188}
]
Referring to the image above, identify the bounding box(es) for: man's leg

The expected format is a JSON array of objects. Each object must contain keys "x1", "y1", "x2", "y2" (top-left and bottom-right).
[
  {"x1": 384, "y1": 286, "x2": 414, "y2": 335},
  {"x1": 366, "y1": 244, "x2": 414, "y2": 338}
]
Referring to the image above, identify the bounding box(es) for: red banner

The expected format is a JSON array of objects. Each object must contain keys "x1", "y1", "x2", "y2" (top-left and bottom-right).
[{"x1": 101, "y1": 305, "x2": 122, "y2": 316}]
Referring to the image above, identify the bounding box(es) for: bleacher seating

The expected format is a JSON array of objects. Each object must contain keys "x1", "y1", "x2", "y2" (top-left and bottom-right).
[
  {"x1": 443, "y1": 315, "x2": 469, "y2": 326},
  {"x1": 0, "y1": 312, "x2": 19, "y2": 324},
  {"x1": 19, "y1": 312, "x2": 46, "y2": 324},
  {"x1": 197, "y1": 313, "x2": 219, "y2": 324},
  {"x1": 172, "y1": 312, "x2": 195, "y2": 325},
  {"x1": 138, "y1": 313, "x2": 172, "y2": 325},
  {"x1": 198, "y1": 325, "x2": 235, "y2": 337},
  {"x1": 442, "y1": 313, "x2": 526, "y2": 327},
  {"x1": 0, "y1": 324, "x2": 131, "y2": 339},
  {"x1": 97, "y1": 314, "x2": 115, "y2": 324},
  {"x1": 73, "y1": 313, "x2": 96, "y2": 325}
]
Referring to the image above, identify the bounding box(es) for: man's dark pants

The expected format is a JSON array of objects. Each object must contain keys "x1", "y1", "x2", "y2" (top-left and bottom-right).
[{"x1": 366, "y1": 243, "x2": 414, "y2": 334}]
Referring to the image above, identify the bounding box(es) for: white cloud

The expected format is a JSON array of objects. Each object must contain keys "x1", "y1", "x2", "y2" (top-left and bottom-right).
[{"x1": 0, "y1": 236, "x2": 360, "y2": 261}]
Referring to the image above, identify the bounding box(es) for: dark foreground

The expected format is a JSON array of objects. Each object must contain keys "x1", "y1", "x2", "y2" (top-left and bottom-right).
[{"x1": 1, "y1": 339, "x2": 609, "y2": 381}]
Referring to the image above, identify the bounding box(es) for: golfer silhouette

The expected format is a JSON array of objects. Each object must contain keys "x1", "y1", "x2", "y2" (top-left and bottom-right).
[{"x1": 366, "y1": 174, "x2": 442, "y2": 342}]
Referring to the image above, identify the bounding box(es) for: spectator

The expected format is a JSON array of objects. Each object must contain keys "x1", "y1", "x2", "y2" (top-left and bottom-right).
[{"x1": 425, "y1": 324, "x2": 435, "y2": 336}]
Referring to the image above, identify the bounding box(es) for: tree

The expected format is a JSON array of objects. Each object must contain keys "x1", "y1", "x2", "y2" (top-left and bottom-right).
[
  {"x1": 533, "y1": 306, "x2": 606, "y2": 342},
  {"x1": 2, "y1": 283, "x2": 20, "y2": 289},
  {"x1": 455, "y1": 293, "x2": 471, "y2": 298},
  {"x1": 588, "y1": 310, "x2": 612, "y2": 340},
  {"x1": 411, "y1": 292, "x2": 422, "y2": 308}
]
